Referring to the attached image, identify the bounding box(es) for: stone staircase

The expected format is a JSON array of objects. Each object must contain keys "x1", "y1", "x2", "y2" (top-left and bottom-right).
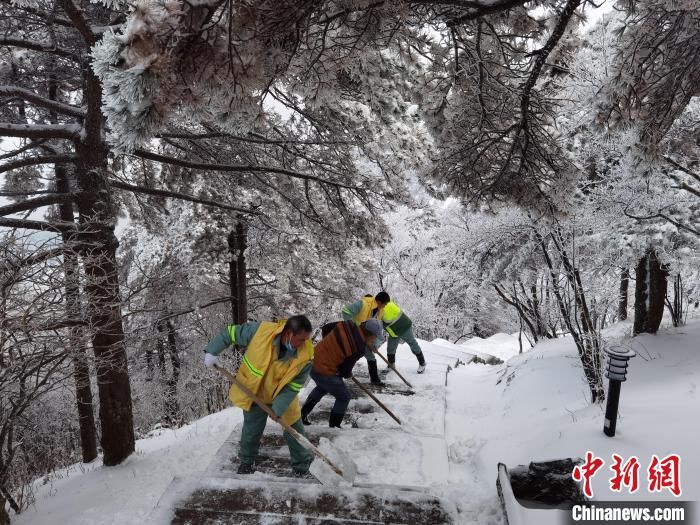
[{"x1": 148, "y1": 356, "x2": 461, "y2": 524}]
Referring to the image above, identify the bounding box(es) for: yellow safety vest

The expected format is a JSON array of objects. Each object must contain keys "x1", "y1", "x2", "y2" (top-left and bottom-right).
[
  {"x1": 229, "y1": 320, "x2": 314, "y2": 425},
  {"x1": 354, "y1": 296, "x2": 381, "y2": 324},
  {"x1": 378, "y1": 301, "x2": 402, "y2": 337}
]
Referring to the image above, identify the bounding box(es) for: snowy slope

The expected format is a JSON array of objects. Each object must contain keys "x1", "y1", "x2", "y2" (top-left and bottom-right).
[
  {"x1": 12, "y1": 321, "x2": 700, "y2": 524},
  {"x1": 14, "y1": 409, "x2": 241, "y2": 525},
  {"x1": 445, "y1": 319, "x2": 700, "y2": 520}
]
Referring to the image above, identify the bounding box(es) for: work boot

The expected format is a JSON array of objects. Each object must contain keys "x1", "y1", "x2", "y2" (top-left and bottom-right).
[
  {"x1": 416, "y1": 352, "x2": 426, "y2": 374},
  {"x1": 329, "y1": 411, "x2": 344, "y2": 428},
  {"x1": 237, "y1": 462, "x2": 255, "y2": 474},
  {"x1": 292, "y1": 470, "x2": 314, "y2": 479},
  {"x1": 368, "y1": 361, "x2": 384, "y2": 386},
  {"x1": 301, "y1": 397, "x2": 319, "y2": 426},
  {"x1": 384, "y1": 353, "x2": 396, "y2": 371}
]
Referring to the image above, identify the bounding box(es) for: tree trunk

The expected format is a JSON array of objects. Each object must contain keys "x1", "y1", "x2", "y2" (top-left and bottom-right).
[
  {"x1": 674, "y1": 275, "x2": 683, "y2": 326},
  {"x1": 618, "y1": 268, "x2": 630, "y2": 321},
  {"x1": 227, "y1": 220, "x2": 248, "y2": 325},
  {"x1": 530, "y1": 284, "x2": 547, "y2": 338},
  {"x1": 49, "y1": 67, "x2": 98, "y2": 464},
  {"x1": 518, "y1": 315, "x2": 523, "y2": 354},
  {"x1": 156, "y1": 319, "x2": 181, "y2": 425},
  {"x1": 551, "y1": 229, "x2": 603, "y2": 398},
  {"x1": 145, "y1": 347, "x2": 154, "y2": 380},
  {"x1": 493, "y1": 283, "x2": 539, "y2": 344},
  {"x1": 665, "y1": 274, "x2": 684, "y2": 327},
  {"x1": 165, "y1": 320, "x2": 181, "y2": 424},
  {"x1": 633, "y1": 250, "x2": 668, "y2": 335},
  {"x1": 538, "y1": 232, "x2": 604, "y2": 403},
  {"x1": 56, "y1": 165, "x2": 98, "y2": 464},
  {"x1": 74, "y1": 170, "x2": 135, "y2": 466},
  {"x1": 156, "y1": 336, "x2": 166, "y2": 376},
  {"x1": 0, "y1": 495, "x2": 9, "y2": 525},
  {"x1": 70, "y1": 50, "x2": 135, "y2": 465}
]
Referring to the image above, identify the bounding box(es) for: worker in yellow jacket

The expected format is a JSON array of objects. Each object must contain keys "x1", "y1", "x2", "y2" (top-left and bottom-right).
[
  {"x1": 340, "y1": 294, "x2": 382, "y2": 325},
  {"x1": 203, "y1": 315, "x2": 314, "y2": 476}
]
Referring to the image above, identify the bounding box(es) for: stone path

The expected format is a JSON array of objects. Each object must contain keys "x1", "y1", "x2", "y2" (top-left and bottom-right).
[{"x1": 148, "y1": 353, "x2": 468, "y2": 524}]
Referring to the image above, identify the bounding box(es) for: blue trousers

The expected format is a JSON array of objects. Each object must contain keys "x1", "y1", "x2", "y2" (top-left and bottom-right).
[{"x1": 305, "y1": 368, "x2": 352, "y2": 415}]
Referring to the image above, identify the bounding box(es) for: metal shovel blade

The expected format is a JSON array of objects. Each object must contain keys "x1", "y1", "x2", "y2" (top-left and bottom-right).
[{"x1": 309, "y1": 437, "x2": 357, "y2": 486}]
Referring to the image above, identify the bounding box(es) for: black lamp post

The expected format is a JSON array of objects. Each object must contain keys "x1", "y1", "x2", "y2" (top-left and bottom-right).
[{"x1": 603, "y1": 346, "x2": 636, "y2": 437}]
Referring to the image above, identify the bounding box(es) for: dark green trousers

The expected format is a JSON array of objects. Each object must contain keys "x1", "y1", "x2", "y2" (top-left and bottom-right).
[
  {"x1": 386, "y1": 328, "x2": 423, "y2": 358},
  {"x1": 239, "y1": 404, "x2": 312, "y2": 472}
]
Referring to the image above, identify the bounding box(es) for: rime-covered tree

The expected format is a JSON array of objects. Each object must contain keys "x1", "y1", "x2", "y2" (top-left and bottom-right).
[
  {"x1": 0, "y1": 0, "x2": 139, "y2": 466},
  {"x1": 0, "y1": 232, "x2": 76, "y2": 523}
]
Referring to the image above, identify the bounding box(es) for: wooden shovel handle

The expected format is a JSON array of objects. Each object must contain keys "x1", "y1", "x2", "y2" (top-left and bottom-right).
[
  {"x1": 373, "y1": 350, "x2": 414, "y2": 389},
  {"x1": 213, "y1": 364, "x2": 344, "y2": 477},
  {"x1": 351, "y1": 376, "x2": 402, "y2": 426}
]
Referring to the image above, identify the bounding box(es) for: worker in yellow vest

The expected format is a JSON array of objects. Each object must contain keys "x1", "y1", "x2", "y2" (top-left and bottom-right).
[
  {"x1": 338, "y1": 294, "x2": 384, "y2": 385},
  {"x1": 375, "y1": 292, "x2": 426, "y2": 373},
  {"x1": 203, "y1": 315, "x2": 314, "y2": 476},
  {"x1": 340, "y1": 294, "x2": 382, "y2": 325}
]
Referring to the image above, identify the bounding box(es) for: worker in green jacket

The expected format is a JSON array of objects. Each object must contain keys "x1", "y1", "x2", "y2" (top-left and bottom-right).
[
  {"x1": 339, "y1": 294, "x2": 384, "y2": 385},
  {"x1": 375, "y1": 291, "x2": 426, "y2": 374}
]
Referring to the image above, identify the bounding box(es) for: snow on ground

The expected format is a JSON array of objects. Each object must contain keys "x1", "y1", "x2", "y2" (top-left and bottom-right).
[
  {"x1": 14, "y1": 408, "x2": 241, "y2": 525},
  {"x1": 445, "y1": 318, "x2": 700, "y2": 521},
  {"x1": 431, "y1": 332, "x2": 529, "y2": 363},
  {"x1": 460, "y1": 333, "x2": 529, "y2": 362},
  {"x1": 431, "y1": 332, "x2": 530, "y2": 364},
  {"x1": 11, "y1": 320, "x2": 700, "y2": 524}
]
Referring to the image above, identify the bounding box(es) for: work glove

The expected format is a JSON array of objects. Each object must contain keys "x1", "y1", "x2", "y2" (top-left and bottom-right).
[{"x1": 203, "y1": 352, "x2": 218, "y2": 368}]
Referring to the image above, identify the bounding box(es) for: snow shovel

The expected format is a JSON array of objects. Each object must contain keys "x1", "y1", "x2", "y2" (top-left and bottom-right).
[
  {"x1": 213, "y1": 365, "x2": 356, "y2": 486},
  {"x1": 350, "y1": 376, "x2": 402, "y2": 426},
  {"x1": 373, "y1": 349, "x2": 414, "y2": 389}
]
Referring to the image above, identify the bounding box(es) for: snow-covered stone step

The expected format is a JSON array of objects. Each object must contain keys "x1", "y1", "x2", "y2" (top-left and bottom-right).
[
  {"x1": 146, "y1": 351, "x2": 452, "y2": 523},
  {"x1": 148, "y1": 476, "x2": 455, "y2": 524},
  {"x1": 292, "y1": 370, "x2": 447, "y2": 434},
  {"x1": 210, "y1": 425, "x2": 449, "y2": 488},
  {"x1": 218, "y1": 451, "x2": 322, "y2": 483},
  {"x1": 346, "y1": 379, "x2": 416, "y2": 398}
]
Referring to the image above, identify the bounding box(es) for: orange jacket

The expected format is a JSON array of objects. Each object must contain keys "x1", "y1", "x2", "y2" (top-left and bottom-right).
[{"x1": 313, "y1": 321, "x2": 369, "y2": 377}]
